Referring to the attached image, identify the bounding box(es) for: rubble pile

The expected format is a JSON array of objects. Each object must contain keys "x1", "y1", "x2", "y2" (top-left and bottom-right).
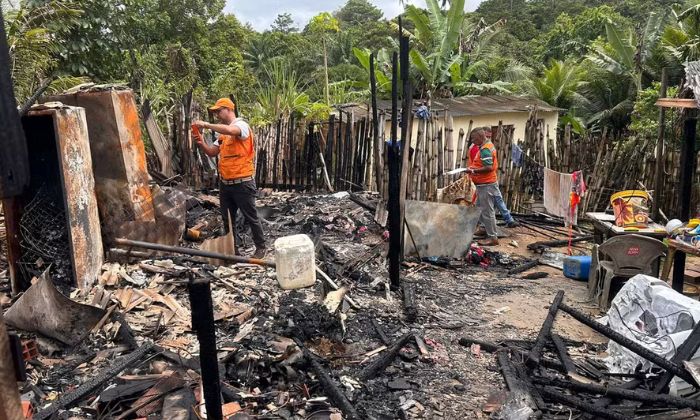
[
  {"x1": 464, "y1": 290, "x2": 700, "y2": 420},
  {"x1": 2, "y1": 190, "x2": 539, "y2": 419}
]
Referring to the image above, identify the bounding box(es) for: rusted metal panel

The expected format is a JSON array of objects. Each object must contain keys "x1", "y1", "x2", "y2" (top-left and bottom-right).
[
  {"x1": 5, "y1": 105, "x2": 103, "y2": 292},
  {"x1": 51, "y1": 107, "x2": 104, "y2": 290},
  {"x1": 47, "y1": 88, "x2": 155, "y2": 235}
]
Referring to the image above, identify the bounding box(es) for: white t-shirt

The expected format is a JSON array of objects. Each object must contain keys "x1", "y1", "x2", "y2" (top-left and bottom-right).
[{"x1": 213, "y1": 118, "x2": 251, "y2": 146}]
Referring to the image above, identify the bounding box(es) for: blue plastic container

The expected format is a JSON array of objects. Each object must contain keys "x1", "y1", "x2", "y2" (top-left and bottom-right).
[{"x1": 563, "y1": 256, "x2": 592, "y2": 281}]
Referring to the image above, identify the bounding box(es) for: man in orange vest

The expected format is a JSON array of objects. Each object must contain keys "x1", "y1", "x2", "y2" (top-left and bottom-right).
[
  {"x1": 466, "y1": 127, "x2": 501, "y2": 246},
  {"x1": 194, "y1": 98, "x2": 266, "y2": 258}
]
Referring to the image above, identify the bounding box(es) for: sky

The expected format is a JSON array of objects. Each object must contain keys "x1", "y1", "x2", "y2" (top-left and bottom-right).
[{"x1": 225, "y1": 0, "x2": 484, "y2": 31}]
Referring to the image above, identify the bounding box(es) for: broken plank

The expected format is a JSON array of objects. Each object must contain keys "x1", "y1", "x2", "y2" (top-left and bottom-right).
[
  {"x1": 99, "y1": 379, "x2": 159, "y2": 403},
  {"x1": 35, "y1": 343, "x2": 154, "y2": 420},
  {"x1": 134, "y1": 373, "x2": 185, "y2": 417},
  {"x1": 526, "y1": 290, "x2": 564, "y2": 368},
  {"x1": 403, "y1": 283, "x2": 417, "y2": 323},
  {"x1": 305, "y1": 351, "x2": 360, "y2": 420},
  {"x1": 359, "y1": 332, "x2": 414, "y2": 381},
  {"x1": 496, "y1": 351, "x2": 540, "y2": 418}
]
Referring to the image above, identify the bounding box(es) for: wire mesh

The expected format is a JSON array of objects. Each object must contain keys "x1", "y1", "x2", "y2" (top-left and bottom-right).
[{"x1": 18, "y1": 184, "x2": 72, "y2": 282}]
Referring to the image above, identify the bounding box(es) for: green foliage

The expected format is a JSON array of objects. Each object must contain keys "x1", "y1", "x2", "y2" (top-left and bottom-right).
[
  {"x1": 631, "y1": 82, "x2": 679, "y2": 139},
  {"x1": 523, "y1": 60, "x2": 586, "y2": 110},
  {"x1": 533, "y1": 6, "x2": 630, "y2": 62},
  {"x1": 335, "y1": 0, "x2": 383, "y2": 27},
  {"x1": 271, "y1": 13, "x2": 297, "y2": 33}
]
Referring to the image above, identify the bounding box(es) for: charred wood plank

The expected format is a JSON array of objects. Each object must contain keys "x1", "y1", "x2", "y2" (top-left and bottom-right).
[
  {"x1": 496, "y1": 351, "x2": 541, "y2": 417},
  {"x1": 537, "y1": 387, "x2": 627, "y2": 420},
  {"x1": 403, "y1": 283, "x2": 418, "y2": 323},
  {"x1": 559, "y1": 303, "x2": 695, "y2": 385},
  {"x1": 507, "y1": 260, "x2": 540, "y2": 275},
  {"x1": 34, "y1": 343, "x2": 154, "y2": 420},
  {"x1": 371, "y1": 318, "x2": 391, "y2": 346},
  {"x1": 653, "y1": 319, "x2": 700, "y2": 392},
  {"x1": 187, "y1": 276, "x2": 222, "y2": 420},
  {"x1": 527, "y1": 236, "x2": 593, "y2": 251},
  {"x1": 360, "y1": 332, "x2": 414, "y2": 381},
  {"x1": 0, "y1": 8, "x2": 29, "y2": 199},
  {"x1": 551, "y1": 333, "x2": 577, "y2": 377},
  {"x1": 526, "y1": 291, "x2": 564, "y2": 368},
  {"x1": 532, "y1": 378, "x2": 700, "y2": 411},
  {"x1": 305, "y1": 351, "x2": 360, "y2": 419},
  {"x1": 458, "y1": 337, "x2": 566, "y2": 373}
]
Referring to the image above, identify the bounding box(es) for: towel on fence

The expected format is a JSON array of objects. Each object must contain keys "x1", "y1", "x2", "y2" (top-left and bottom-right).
[
  {"x1": 511, "y1": 144, "x2": 523, "y2": 167},
  {"x1": 543, "y1": 167, "x2": 580, "y2": 226}
]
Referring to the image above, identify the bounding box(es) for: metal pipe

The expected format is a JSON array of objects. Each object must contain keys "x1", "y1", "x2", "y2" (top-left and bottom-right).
[{"x1": 112, "y1": 238, "x2": 275, "y2": 268}]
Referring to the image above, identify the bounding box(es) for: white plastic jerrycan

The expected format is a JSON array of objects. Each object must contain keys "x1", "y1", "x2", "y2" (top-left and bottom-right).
[{"x1": 274, "y1": 234, "x2": 316, "y2": 289}]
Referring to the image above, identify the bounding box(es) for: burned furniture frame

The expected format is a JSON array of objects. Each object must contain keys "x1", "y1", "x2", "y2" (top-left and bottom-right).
[
  {"x1": 464, "y1": 290, "x2": 700, "y2": 419},
  {"x1": 2, "y1": 105, "x2": 103, "y2": 292}
]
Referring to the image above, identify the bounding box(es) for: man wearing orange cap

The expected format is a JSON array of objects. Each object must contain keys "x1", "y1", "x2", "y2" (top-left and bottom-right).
[{"x1": 194, "y1": 98, "x2": 266, "y2": 258}]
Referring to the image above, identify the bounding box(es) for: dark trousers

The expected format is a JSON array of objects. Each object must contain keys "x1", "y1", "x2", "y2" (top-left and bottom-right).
[{"x1": 220, "y1": 180, "x2": 266, "y2": 249}]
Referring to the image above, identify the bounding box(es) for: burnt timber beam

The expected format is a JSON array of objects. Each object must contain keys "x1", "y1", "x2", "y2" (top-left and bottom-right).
[{"x1": 526, "y1": 291, "x2": 564, "y2": 368}]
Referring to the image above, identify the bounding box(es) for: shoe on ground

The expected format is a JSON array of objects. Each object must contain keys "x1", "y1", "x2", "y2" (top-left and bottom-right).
[
  {"x1": 474, "y1": 227, "x2": 488, "y2": 237},
  {"x1": 478, "y1": 238, "x2": 500, "y2": 247},
  {"x1": 252, "y1": 247, "x2": 267, "y2": 259},
  {"x1": 506, "y1": 221, "x2": 519, "y2": 228}
]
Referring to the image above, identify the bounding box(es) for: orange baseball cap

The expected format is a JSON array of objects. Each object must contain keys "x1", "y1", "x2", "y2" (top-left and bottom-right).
[{"x1": 209, "y1": 98, "x2": 235, "y2": 111}]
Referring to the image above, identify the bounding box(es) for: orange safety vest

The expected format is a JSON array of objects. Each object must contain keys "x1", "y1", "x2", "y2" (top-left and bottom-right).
[
  {"x1": 218, "y1": 125, "x2": 255, "y2": 180},
  {"x1": 470, "y1": 141, "x2": 498, "y2": 185}
]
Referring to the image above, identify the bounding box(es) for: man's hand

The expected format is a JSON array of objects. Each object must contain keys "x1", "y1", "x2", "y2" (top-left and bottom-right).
[{"x1": 193, "y1": 120, "x2": 208, "y2": 129}]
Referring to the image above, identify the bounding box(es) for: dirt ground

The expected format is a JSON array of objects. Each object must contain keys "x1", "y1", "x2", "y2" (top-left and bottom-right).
[{"x1": 0, "y1": 192, "x2": 615, "y2": 419}]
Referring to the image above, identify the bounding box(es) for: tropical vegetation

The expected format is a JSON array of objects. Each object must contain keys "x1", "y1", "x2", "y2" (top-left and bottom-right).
[{"x1": 2, "y1": 0, "x2": 699, "y2": 138}]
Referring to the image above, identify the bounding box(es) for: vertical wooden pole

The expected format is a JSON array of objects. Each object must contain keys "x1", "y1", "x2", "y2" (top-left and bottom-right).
[
  {"x1": 673, "y1": 113, "x2": 698, "y2": 292},
  {"x1": 653, "y1": 68, "x2": 668, "y2": 220},
  {"x1": 388, "y1": 50, "x2": 401, "y2": 290},
  {"x1": 370, "y1": 54, "x2": 382, "y2": 193},
  {"x1": 188, "y1": 277, "x2": 222, "y2": 420}
]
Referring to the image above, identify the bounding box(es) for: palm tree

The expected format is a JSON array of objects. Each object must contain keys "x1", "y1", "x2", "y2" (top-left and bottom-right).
[
  {"x1": 587, "y1": 14, "x2": 666, "y2": 91},
  {"x1": 3, "y1": 0, "x2": 81, "y2": 103},
  {"x1": 662, "y1": 4, "x2": 700, "y2": 63},
  {"x1": 584, "y1": 14, "x2": 666, "y2": 133},
  {"x1": 523, "y1": 60, "x2": 586, "y2": 110},
  {"x1": 250, "y1": 59, "x2": 315, "y2": 123},
  {"x1": 403, "y1": 0, "x2": 465, "y2": 103}
]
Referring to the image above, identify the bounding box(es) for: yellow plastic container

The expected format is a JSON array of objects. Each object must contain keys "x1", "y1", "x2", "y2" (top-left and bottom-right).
[
  {"x1": 610, "y1": 190, "x2": 650, "y2": 228},
  {"x1": 688, "y1": 218, "x2": 700, "y2": 229}
]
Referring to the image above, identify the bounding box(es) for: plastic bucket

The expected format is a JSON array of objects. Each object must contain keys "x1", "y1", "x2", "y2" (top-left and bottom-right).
[{"x1": 610, "y1": 190, "x2": 650, "y2": 228}]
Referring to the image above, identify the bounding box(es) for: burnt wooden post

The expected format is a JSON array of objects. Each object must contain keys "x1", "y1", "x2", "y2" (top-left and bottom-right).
[
  {"x1": 187, "y1": 276, "x2": 223, "y2": 420},
  {"x1": 0, "y1": 10, "x2": 28, "y2": 198},
  {"x1": 272, "y1": 118, "x2": 281, "y2": 189},
  {"x1": 526, "y1": 290, "x2": 564, "y2": 368},
  {"x1": 326, "y1": 114, "x2": 335, "y2": 184},
  {"x1": 370, "y1": 53, "x2": 382, "y2": 192},
  {"x1": 388, "y1": 51, "x2": 401, "y2": 290},
  {"x1": 673, "y1": 112, "x2": 697, "y2": 292},
  {"x1": 652, "y1": 68, "x2": 668, "y2": 220}
]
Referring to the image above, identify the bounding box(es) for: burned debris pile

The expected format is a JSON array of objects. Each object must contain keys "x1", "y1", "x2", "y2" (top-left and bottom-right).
[{"x1": 462, "y1": 290, "x2": 700, "y2": 420}]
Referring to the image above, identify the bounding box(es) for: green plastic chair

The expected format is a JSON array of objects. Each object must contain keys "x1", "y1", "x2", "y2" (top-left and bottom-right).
[{"x1": 589, "y1": 234, "x2": 666, "y2": 310}]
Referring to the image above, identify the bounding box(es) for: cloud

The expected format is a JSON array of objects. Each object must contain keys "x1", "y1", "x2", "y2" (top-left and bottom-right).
[{"x1": 225, "y1": 0, "x2": 483, "y2": 31}]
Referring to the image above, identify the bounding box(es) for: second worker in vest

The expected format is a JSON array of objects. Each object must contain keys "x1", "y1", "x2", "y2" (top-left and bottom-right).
[
  {"x1": 466, "y1": 127, "x2": 503, "y2": 247},
  {"x1": 194, "y1": 98, "x2": 267, "y2": 258}
]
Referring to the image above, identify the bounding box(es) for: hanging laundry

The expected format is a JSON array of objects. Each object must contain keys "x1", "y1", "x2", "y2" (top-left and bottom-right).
[
  {"x1": 544, "y1": 168, "x2": 584, "y2": 226},
  {"x1": 511, "y1": 143, "x2": 523, "y2": 168}
]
